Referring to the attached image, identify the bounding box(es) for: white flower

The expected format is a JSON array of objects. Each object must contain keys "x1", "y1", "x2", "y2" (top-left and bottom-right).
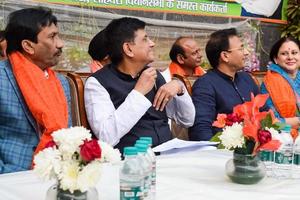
[
  {"x1": 265, "y1": 127, "x2": 280, "y2": 139},
  {"x1": 52, "y1": 127, "x2": 91, "y2": 158},
  {"x1": 77, "y1": 161, "x2": 102, "y2": 192},
  {"x1": 33, "y1": 147, "x2": 61, "y2": 180},
  {"x1": 33, "y1": 126, "x2": 120, "y2": 193},
  {"x1": 219, "y1": 122, "x2": 245, "y2": 150},
  {"x1": 98, "y1": 141, "x2": 121, "y2": 164},
  {"x1": 59, "y1": 160, "x2": 80, "y2": 193}
]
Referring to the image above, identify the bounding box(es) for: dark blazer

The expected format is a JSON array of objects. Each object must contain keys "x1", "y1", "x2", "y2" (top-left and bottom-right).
[{"x1": 189, "y1": 69, "x2": 259, "y2": 141}]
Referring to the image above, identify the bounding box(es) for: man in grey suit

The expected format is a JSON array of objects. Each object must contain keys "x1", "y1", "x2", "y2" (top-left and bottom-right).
[{"x1": 0, "y1": 7, "x2": 72, "y2": 173}]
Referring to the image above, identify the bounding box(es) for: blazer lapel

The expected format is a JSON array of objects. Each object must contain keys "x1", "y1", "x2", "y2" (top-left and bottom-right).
[{"x1": 4, "y1": 60, "x2": 38, "y2": 133}]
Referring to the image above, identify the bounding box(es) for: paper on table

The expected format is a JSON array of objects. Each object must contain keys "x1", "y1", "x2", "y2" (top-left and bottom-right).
[
  {"x1": 159, "y1": 145, "x2": 217, "y2": 155},
  {"x1": 152, "y1": 138, "x2": 219, "y2": 153}
]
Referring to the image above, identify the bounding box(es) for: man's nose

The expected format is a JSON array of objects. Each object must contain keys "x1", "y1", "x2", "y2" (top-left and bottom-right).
[
  {"x1": 149, "y1": 38, "x2": 155, "y2": 47},
  {"x1": 57, "y1": 37, "x2": 64, "y2": 49},
  {"x1": 243, "y1": 48, "x2": 249, "y2": 56}
]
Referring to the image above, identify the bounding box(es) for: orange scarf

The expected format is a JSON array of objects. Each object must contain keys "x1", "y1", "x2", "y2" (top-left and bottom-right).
[
  {"x1": 9, "y1": 52, "x2": 68, "y2": 157},
  {"x1": 264, "y1": 70, "x2": 298, "y2": 139},
  {"x1": 169, "y1": 61, "x2": 205, "y2": 77}
]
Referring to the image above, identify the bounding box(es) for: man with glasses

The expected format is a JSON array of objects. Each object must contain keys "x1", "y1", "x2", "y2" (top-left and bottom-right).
[{"x1": 189, "y1": 28, "x2": 259, "y2": 141}]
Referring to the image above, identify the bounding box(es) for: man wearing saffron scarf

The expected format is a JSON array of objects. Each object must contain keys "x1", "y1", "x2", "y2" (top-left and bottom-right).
[
  {"x1": 0, "y1": 7, "x2": 72, "y2": 173},
  {"x1": 161, "y1": 36, "x2": 205, "y2": 83}
]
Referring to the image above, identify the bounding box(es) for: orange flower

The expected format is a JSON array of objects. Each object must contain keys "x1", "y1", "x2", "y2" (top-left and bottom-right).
[
  {"x1": 212, "y1": 113, "x2": 227, "y2": 128},
  {"x1": 212, "y1": 93, "x2": 281, "y2": 154}
]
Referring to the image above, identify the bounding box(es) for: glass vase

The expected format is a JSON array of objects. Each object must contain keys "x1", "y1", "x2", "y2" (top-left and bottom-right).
[
  {"x1": 226, "y1": 153, "x2": 266, "y2": 184},
  {"x1": 46, "y1": 184, "x2": 99, "y2": 200}
]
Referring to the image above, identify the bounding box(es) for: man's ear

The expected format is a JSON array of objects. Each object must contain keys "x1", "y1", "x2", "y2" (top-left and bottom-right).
[
  {"x1": 21, "y1": 40, "x2": 35, "y2": 55},
  {"x1": 220, "y1": 51, "x2": 229, "y2": 63},
  {"x1": 123, "y1": 42, "x2": 134, "y2": 58},
  {"x1": 177, "y1": 54, "x2": 185, "y2": 65}
]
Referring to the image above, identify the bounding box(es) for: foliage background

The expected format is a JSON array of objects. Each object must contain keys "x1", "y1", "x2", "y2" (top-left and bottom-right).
[{"x1": 0, "y1": 0, "x2": 284, "y2": 72}]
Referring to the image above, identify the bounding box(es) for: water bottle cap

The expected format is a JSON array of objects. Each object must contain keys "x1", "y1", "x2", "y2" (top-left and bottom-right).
[
  {"x1": 136, "y1": 140, "x2": 150, "y2": 146},
  {"x1": 134, "y1": 143, "x2": 147, "y2": 153},
  {"x1": 139, "y1": 137, "x2": 153, "y2": 145},
  {"x1": 123, "y1": 147, "x2": 137, "y2": 156},
  {"x1": 282, "y1": 124, "x2": 291, "y2": 132}
]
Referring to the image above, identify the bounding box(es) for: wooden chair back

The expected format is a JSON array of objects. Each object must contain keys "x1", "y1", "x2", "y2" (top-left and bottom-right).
[{"x1": 66, "y1": 72, "x2": 91, "y2": 130}]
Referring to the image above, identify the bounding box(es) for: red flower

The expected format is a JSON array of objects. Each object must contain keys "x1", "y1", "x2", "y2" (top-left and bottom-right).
[
  {"x1": 45, "y1": 140, "x2": 56, "y2": 148},
  {"x1": 80, "y1": 139, "x2": 102, "y2": 162},
  {"x1": 225, "y1": 113, "x2": 243, "y2": 126},
  {"x1": 258, "y1": 129, "x2": 272, "y2": 145}
]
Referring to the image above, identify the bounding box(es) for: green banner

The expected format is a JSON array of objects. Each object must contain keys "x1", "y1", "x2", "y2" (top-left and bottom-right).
[{"x1": 37, "y1": 0, "x2": 288, "y2": 24}]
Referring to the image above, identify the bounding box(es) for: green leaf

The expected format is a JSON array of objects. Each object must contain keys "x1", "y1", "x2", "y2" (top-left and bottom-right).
[
  {"x1": 210, "y1": 132, "x2": 225, "y2": 149},
  {"x1": 217, "y1": 143, "x2": 225, "y2": 149},
  {"x1": 272, "y1": 122, "x2": 286, "y2": 130},
  {"x1": 210, "y1": 132, "x2": 222, "y2": 143},
  {"x1": 260, "y1": 113, "x2": 273, "y2": 129}
]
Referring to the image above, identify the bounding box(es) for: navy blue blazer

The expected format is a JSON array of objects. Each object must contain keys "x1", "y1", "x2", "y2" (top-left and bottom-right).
[{"x1": 189, "y1": 69, "x2": 259, "y2": 141}]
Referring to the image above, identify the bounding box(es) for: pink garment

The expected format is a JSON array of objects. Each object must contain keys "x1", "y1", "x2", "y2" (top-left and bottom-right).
[{"x1": 90, "y1": 60, "x2": 104, "y2": 73}]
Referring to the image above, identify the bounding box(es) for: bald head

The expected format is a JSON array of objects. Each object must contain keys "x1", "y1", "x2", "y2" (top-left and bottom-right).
[{"x1": 169, "y1": 37, "x2": 202, "y2": 70}]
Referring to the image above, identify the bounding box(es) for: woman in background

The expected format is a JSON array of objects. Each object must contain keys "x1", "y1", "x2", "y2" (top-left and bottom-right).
[{"x1": 261, "y1": 37, "x2": 300, "y2": 139}]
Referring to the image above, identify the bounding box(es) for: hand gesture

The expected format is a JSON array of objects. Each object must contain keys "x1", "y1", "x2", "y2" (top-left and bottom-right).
[
  {"x1": 153, "y1": 80, "x2": 182, "y2": 111},
  {"x1": 134, "y1": 67, "x2": 157, "y2": 95}
]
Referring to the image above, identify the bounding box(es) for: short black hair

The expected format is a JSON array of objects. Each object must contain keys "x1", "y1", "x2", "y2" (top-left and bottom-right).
[
  {"x1": 5, "y1": 7, "x2": 57, "y2": 54},
  {"x1": 105, "y1": 17, "x2": 145, "y2": 65},
  {"x1": 88, "y1": 29, "x2": 108, "y2": 61},
  {"x1": 269, "y1": 36, "x2": 300, "y2": 63},
  {"x1": 205, "y1": 28, "x2": 238, "y2": 69},
  {"x1": 169, "y1": 36, "x2": 189, "y2": 63}
]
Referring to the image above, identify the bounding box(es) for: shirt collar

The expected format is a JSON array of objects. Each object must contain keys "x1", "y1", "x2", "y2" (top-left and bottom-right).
[
  {"x1": 214, "y1": 68, "x2": 238, "y2": 81},
  {"x1": 110, "y1": 63, "x2": 148, "y2": 81}
]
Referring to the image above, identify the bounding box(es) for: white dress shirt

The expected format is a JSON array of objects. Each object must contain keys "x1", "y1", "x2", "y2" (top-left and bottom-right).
[
  {"x1": 84, "y1": 75, "x2": 195, "y2": 146},
  {"x1": 235, "y1": 0, "x2": 281, "y2": 17}
]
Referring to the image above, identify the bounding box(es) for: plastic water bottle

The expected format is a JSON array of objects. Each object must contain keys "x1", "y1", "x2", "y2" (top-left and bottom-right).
[
  {"x1": 273, "y1": 125, "x2": 293, "y2": 179},
  {"x1": 134, "y1": 143, "x2": 152, "y2": 200},
  {"x1": 259, "y1": 148, "x2": 274, "y2": 177},
  {"x1": 293, "y1": 129, "x2": 300, "y2": 179},
  {"x1": 258, "y1": 128, "x2": 281, "y2": 177},
  {"x1": 120, "y1": 147, "x2": 144, "y2": 200},
  {"x1": 137, "y1": 138, "x2": 156, "y2": 197}
]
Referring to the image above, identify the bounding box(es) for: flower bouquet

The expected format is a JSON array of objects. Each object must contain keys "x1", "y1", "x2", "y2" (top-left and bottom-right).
[
  {"x1": 211, "y1": 94, "x2": 282, "y2": 184},
  {"x1": 33, "y1": 126, "x2": 121, "y2": 199}
]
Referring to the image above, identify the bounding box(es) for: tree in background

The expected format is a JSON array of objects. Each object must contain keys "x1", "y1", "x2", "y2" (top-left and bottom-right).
[{"x1": 281, "y1": 0, "x2": 300, "y2": 40}]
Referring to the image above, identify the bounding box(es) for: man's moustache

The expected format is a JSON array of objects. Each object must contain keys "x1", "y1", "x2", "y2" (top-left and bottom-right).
[{"x1": 55, "y1": 49, "x2": 62, "y2": 56}]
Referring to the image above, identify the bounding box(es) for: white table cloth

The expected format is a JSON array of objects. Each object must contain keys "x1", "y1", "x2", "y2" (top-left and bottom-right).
[{"x1": 0, "y1": 150, "x2": 299, "y2": 200}]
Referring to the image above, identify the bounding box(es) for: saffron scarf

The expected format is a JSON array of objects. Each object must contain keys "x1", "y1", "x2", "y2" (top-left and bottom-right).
[
  {"x1": 264, "y1": 68, "x2": 300, "y2": 139},
  {"x1": 169, "y1": 61, "x2": 205, "y2": 77},
  {"x1": 9, "y1": 52, "x2": 68, "y2": 156}
]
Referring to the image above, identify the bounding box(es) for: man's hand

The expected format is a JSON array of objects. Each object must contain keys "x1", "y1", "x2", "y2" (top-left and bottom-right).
[
  {"x1": 153, "y1": 80, "x2": 182, "y2": 111},
  {"x1": 134, "y1": 67, "x2": 157, "y2": 95}
]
